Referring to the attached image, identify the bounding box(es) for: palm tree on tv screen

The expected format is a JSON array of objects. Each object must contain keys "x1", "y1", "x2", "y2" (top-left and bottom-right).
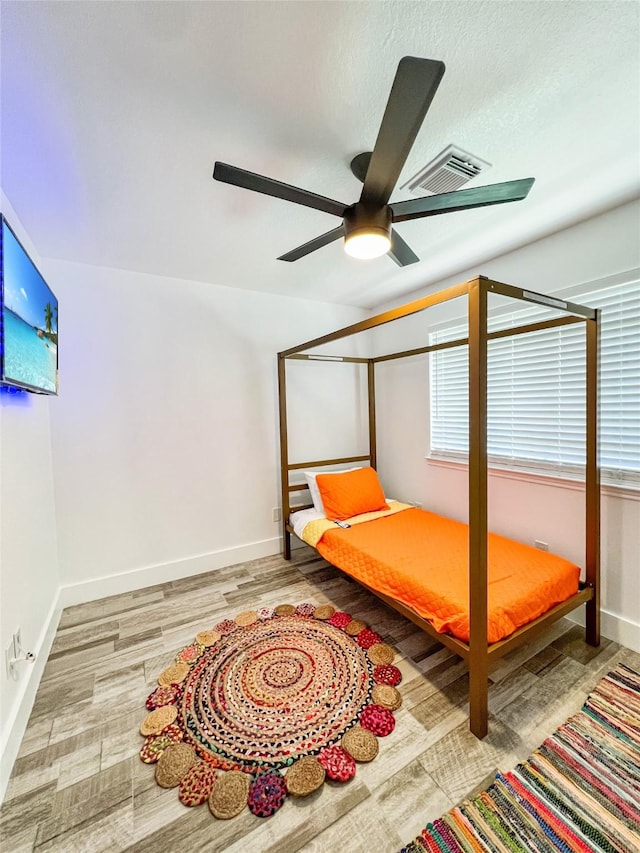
[{"x1": 44, "y1": 302, "x2": 53, "y2": 334}]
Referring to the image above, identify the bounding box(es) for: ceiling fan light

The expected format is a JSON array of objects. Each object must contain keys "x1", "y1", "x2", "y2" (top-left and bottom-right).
[{"x1": 344, "y1": 228, "x2": 392, "y2": 260}]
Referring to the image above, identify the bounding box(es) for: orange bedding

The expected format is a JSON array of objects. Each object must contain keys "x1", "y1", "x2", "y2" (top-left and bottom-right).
[{"x1": 313, "y1": 507, "x2": 580, "y2": 644}]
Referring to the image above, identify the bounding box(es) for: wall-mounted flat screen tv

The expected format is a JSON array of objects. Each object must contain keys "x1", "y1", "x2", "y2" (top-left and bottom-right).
[{"x1": 0, "y1": 215, "x2": 58, "y2": 395}]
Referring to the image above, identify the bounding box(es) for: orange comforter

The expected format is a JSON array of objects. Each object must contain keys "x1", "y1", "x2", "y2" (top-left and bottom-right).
[{"x1": 314, "y1": 508, "x2": 580, "y2": 644}]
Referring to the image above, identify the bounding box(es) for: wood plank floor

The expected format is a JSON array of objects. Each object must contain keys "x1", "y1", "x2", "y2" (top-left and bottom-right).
[{"x1": 1, "y1": 547, "x2": 637, "y2": 852}]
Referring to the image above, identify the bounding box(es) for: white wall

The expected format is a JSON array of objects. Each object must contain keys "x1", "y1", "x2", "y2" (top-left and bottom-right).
[
  {"x1": 0, "y1": 192, "x2": 61, "y2": 800},
  {"x1": 0, "y1": 203, "x2": 365, "y2": 800},
  {"x1": 44, "y1": 258, "x2": 367, "y2": 602},
  {"x1": 375, "y1": 199, "x2": 640, "y2": 650}
]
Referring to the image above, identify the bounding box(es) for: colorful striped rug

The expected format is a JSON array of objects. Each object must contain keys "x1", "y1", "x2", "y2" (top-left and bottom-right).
[{"x1": 400, "y1": 663, "x2": 640, "y2": 853}]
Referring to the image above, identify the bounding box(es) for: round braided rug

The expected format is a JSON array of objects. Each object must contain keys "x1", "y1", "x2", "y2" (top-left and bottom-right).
[
  {"x1": 247, "y1": 772, "x2": 287, "y2": 817},
  {"x1": 341, "y1": 725, "x2": 379, "y2": 762},
  {"x1": 371, "y1": 683, "x2": 403, "y2": 711},
  {"x1": 176, "y1": 643, "x2": 204, "y2": 666},
  {"x1": 235, "y1": 610, "x2": 258, "y2": 627},
  {"x1": 367, "y1": 642, "x2": 395, "y2": 665},
  {"x1": 178, "y1": 762, "x2": 217, "y2": 806},
  {"x1": 140, "y1": 705, "x2": 177, "y2": 736},
  {"x1": 357, "y1": 628, "x2": 382, "y2": 649},
  {"x1": 317, "y1": 745, "x2": 356, "y2": 782},
  {"x1": 195, "y1": 629, "x2": 220, "y2": 647},
  {"x1": 360, "y1": 704, "x2": 396, "y2": 737},
  {"x1": 157, "y1": 661, "x2": 190, "y2": 687},
  {"x1": 155, "y1": 743, "x2": 197, "y2": 788},
  {"x1": 373, "y1": 663, "x2": 403, "y2": 686},
  {"x1": 140, "y1": 727, "x2": 183, "y2": 764},
  {"x1": 139, "y1": 604, "x2": 401, "y2": 819},
  {"x1": 344, "y1": 619, "x2": 367, "y2": 636},
  {"x1": 285, "y1": 755, "x2": 325, "y2": 797},
  {"x1": 209, "y1": 771, "x2": 251, "y2": 819},
  {"x1": 313, "y1": 604, "x2": 335, "y2": 620},
  {"x1": 146, "y1": 684, "x2": 180, "y2": 710}
]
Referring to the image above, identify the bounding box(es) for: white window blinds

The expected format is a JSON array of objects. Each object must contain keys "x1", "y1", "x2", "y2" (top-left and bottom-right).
[{"x1": 429, "y1": 278, "x2": 640, "y2": 487}]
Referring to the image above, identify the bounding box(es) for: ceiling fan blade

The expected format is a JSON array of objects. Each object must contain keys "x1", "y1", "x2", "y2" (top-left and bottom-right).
[
  {"x1": 360, "y1": 57, "x2": 445, "y2": 208},
  {"x1": 388, "y1": 230, "x2": 420, "y2": 266},
  {"x1": 213, "y1": 162, "x2": 348, "y2": 218},
  {"x1": 391, "y1": 178, "x2": 535, "y2": 223},
  {"x1": 278, "y1": 225, "x2": 345, "y2": 262}
]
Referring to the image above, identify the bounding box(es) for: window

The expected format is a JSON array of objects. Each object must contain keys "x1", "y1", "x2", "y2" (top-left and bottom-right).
[{"x1": 429, "y1": 274, "x2": 640, "y2": 488}]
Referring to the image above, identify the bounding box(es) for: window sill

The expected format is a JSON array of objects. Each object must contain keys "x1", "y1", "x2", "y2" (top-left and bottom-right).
[{"x1": 425, "y1": 456, "x2": 640, "y2": 501}]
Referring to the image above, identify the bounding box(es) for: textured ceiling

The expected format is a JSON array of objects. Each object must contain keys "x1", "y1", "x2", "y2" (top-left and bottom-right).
[{"x1": 1, "y1": 1, "x2": 639, "y2": 308}]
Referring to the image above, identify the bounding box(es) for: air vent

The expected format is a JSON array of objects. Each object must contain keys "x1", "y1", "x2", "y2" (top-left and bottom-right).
[{"x1": 401, "y1": 145, "x2": 491, "y2": 196}]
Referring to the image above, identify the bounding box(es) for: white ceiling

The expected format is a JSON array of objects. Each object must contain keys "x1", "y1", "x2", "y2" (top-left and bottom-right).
[{"x1": 2, "y1": 1, "x2": 639, "y2": 309}]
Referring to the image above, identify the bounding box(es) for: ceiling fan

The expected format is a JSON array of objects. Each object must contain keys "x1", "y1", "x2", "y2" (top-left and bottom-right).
[{"x1": 213, "y1": 57, "x2": 534, "y2": 266}]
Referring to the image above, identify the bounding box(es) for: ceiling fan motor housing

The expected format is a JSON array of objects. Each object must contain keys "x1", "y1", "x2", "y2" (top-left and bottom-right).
[{"x1": 343, "y1": 203, "x2": 392, "y2": 241}]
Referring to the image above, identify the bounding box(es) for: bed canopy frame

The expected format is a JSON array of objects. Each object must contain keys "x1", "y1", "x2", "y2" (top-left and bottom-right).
[{"x1": 277, "y1": 275, "x2": 600, "y2": 738}]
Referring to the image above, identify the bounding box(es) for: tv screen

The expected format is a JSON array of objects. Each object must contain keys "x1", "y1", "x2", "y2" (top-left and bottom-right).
[{"x1": 0, "y1": 215, "x2": 58, "y2": 395}]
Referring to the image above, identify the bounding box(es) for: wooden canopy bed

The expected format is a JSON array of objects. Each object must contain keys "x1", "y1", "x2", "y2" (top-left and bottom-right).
[{"x1": 277, "y1": 275, "x2": 600, "y2": 738}]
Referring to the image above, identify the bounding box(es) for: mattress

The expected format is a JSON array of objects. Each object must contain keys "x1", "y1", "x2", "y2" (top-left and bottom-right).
[
  {"x1": 297, "y1": 506, "x2": 580, "y2": 644},
  {"x1": 290, "y1": 507, "x2": 324, "y2": 539}
]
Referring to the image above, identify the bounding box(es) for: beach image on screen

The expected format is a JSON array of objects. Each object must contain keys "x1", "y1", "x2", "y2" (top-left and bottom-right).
[{"x1": 2, "y1": 223, "x2": 58, "y2": 393}]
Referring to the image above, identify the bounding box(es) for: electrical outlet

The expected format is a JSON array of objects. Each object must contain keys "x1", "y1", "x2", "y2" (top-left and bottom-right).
[
  {"x1": 272, "y1": 507, "x2": 281, "y2": 523},
  {"x1": 534, "y1": 540, "x2": 549, "y2": 551}
]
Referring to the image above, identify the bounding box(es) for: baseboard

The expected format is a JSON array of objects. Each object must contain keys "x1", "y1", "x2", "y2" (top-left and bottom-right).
[
  {"x1": 0, "y1": 591, "x2": 62, "y2": 805},
  {"x1": 59, "y1": 536, "x2": 283, "y2": 608},
  {"x1": 566, "y1": 606, "x2": 640, "y2": 653}
]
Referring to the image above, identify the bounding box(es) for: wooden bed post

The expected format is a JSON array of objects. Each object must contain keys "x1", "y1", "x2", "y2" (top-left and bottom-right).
[
  {"x1": 468, "y1": 277, "x2": 489, "y2": 738},
  {"x1": 585, "y1": 312, "x2": 600, "y2": 646},
  {"x1": 368, "y1": 360, "x2": 377, "y2": 470},
  {"x1": 277, "y1": 354, "x2": 291, "y2": 560}
]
